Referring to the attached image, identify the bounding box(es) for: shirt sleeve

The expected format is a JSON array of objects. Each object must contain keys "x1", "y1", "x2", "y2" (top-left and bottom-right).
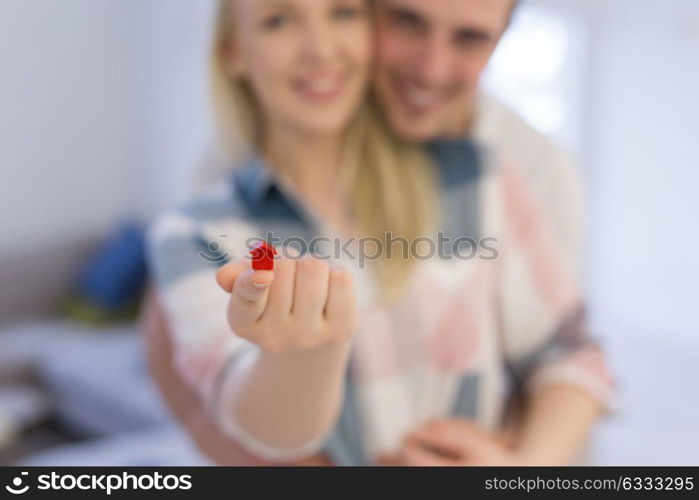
[
  {"x1": 473, "y1": 93, "x2": 585, "y2": 276},
  {"x1": 147, "y1": 209, "x2": 252, "y2": 412},
  {"x1": 496, "y1": 163, "x2": 615, "y2": 411}
]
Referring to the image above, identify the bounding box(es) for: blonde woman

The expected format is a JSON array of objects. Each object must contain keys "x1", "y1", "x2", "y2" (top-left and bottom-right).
[{"x1": 148, "y1": 0, "x2": 613, "y2": 466}]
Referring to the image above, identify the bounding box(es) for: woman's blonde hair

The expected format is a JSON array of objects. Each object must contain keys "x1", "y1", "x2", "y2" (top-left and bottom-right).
[{"x1": 210, "y1": 0, "x2": 438, "y2": 300}]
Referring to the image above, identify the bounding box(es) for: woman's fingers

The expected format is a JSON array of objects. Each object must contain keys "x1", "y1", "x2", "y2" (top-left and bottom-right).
[
  {"x1": 292, "y1": 256, "x2": 330, "y2": 321},
  {"x1": 216, "y1": 260, "x2": 248, "y2": 293},
  {"x1": 228, "y1": 269, "x2": 274, "y2": 328},
  {"x1": 263, "y1": 255, "x2": 296, "y2": 319},
  {"x1": 222, "y1": 249, "x2": 357, "y2": 354},
  {"x1": 325, "y1": 268, "x2": 357, "y2": 338}
]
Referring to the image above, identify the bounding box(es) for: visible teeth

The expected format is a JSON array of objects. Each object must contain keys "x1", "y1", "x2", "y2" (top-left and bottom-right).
[
  {"x1": 311, "y1": 78, "x2": 337, "y2": 92},
  {"x1": 302, "y1": 75, "x2": 341, "y2": 94},
  {"x1": 403, "y1": 82, "x2": 442, "y2": 108}
]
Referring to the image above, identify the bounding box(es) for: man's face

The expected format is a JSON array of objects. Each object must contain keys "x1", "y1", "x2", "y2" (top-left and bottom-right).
[{"x1": 374, "y1": 0, "x2": 514, "y2": 142}]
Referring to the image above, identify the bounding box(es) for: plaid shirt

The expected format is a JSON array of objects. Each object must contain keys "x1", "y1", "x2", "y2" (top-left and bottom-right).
[{"x1": 148, "y1": 139, "x2": 614, "y2": 465}]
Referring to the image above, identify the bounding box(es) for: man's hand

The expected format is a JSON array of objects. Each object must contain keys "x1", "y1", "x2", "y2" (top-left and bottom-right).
[{"x1": 396, "y1": 419, "x2": 525, "y2": 466}]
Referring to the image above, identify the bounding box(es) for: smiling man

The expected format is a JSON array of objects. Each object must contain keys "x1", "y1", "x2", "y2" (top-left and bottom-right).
[
  {"x1": 369, "y1": 0, "x2": 604, "y2": 467},
  {"x1": 373, "y1": 0, "x2": 583, "y2": 268},
  {"x1": 374, "y1": 0, "x2": 512, "y2": 140}
]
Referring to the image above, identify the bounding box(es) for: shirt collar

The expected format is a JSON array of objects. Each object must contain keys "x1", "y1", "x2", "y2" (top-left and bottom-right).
[
  {"x1": 428, "y1": 137, "x2": 483, "y2": 186},
  {"x1": 232, "y1": 152, "x2": 319, "y2": 230},
  {"x1": 233, "y1": 153, "x2": 278, "y2": 207}
]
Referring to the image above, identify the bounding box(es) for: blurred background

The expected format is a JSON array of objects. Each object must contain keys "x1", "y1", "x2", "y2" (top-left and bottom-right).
[{"x1": 1, "y1": 0, "x2": 697, "y2": 465}]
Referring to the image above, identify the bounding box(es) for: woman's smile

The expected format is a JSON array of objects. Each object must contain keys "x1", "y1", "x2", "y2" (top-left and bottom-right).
[{"x1": 293, "y1": 71, "x2": 348, "y2": 104}]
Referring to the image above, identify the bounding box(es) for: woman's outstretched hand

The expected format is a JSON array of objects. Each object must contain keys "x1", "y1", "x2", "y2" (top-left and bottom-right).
[
  {"x1": 216, "y1": 252, "x2": 358, "y2": 355},
  {"x1": 213, "y1": 252, "x2": 357, "y2": 459}
]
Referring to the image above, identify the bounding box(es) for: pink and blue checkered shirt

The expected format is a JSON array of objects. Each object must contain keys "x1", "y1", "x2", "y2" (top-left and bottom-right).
[{"x1": 148, "y1": 139, "x2": 614, "y2": 465}]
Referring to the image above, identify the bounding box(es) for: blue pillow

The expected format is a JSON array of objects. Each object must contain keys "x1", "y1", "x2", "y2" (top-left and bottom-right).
[{"x1": 76, "y1": 222, "x2": 148, "y2": 311}]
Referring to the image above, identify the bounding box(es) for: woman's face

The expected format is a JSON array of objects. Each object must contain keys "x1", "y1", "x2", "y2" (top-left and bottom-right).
[{"x1": 228, "y1": 0, "x2": 372, "y2": 139}]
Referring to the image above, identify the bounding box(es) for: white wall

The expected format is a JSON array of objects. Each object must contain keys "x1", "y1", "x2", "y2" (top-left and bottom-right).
[
  {"x1": 0, "y1": 0, "x2": 216, "y2": 258},
  {"x1": 582, "y1": 0, "x2": 699, "y2": 344},
  {"x1": 137, "y1": 0, "x2": 218, "y2": 214},
  {"x1": 571, "y1": 0, "x2": 699, "y2": 465},
  {"x1": 0, "y1": 1, "x2": 141, "y2": 255}
]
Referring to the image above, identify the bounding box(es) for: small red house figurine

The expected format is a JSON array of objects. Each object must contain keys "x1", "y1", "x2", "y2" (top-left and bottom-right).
[{"x1": 250, "y1": 241, "x2": 277, "y2": 271}]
